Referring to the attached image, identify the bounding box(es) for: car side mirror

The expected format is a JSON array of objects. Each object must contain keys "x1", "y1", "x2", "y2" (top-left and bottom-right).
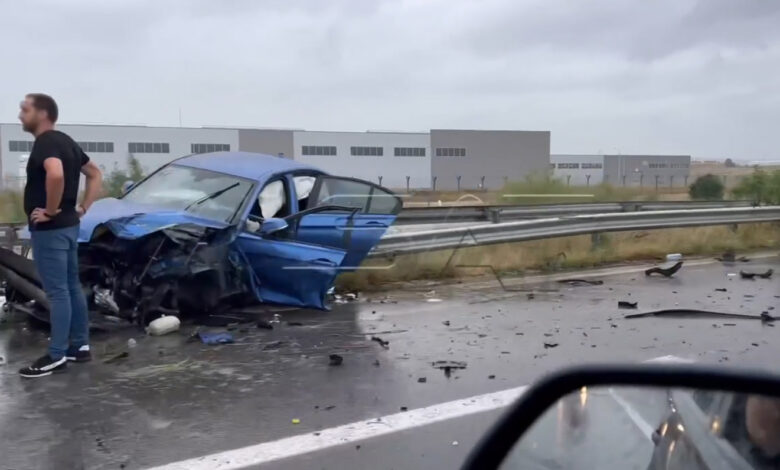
[
  {"x1": 259, "y1": 217, "x2": 288, "y2": 236},
  {"x1": 463, "y1": 364, "x2": 780, "y2": 470},
  {"x1": 121, "y1": 180, "x2": 135, "y2": 194}
]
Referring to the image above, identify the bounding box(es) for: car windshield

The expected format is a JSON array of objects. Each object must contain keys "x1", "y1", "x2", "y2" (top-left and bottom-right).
[{"x1": 122, "y1": 164, "x2": 253, "y2": 223}]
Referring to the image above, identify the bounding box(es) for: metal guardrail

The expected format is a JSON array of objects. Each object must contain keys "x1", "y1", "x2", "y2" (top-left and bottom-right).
[
  {"x1": 395, "y1": 200, "x2": 753, "y2": 224},
  {"x1": 371, "y1": 207, "x2": 780, "y2": 257}
]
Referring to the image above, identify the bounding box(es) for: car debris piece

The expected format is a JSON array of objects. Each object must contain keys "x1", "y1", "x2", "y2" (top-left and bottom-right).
[
  {"x1": 625, "y1": 309, "x2": 775, "y2": 322},
  {"x1": 417, "y1": 377, "x2": 427, "y2": 383},
  {"x1": 371, "y1": 336, "x2": 390, "y2": 349},
  {"x1": 644, "y1": 261, "x2": 683, "y2": 278},
  {"x1": 292, "y1": 418, "x2": 300, "y2": 425},
  {"x1": 256, "y1": 320, "x2": 274, "y2": 330},
  {"x1": 329, "y1": 354, "x2": 343, "y2": 366},
  {"x1": 146, "y1": 315, "x2": 180, "y2": 336},
  {"x1": 400, "y1": 406, "x2": 408, "y2": 412},
  {"x1": 556, "y1": 279, "x2": 604, "y2": 286},
  {"x1": 198, "y1": 331, "x2": 235, "y2": 345},
  {"x1": 543, "y1": 342, "x2": 559, "y2": 349},
  {"x1": 103, "y1": 351, "x2": 129, "y2": 364},
  {"x1": 715, "y1": 251, "x2": 751, "y2": 263},
  {"x1": 715, "y1": 288, "x2": 728, "y2": 292},
  {"x1": 442, "y1": 320, "x2": 451, "y2": 326},
  {"x1": 432, "y1": 360, "x2": 467, "y2": 378},
  {"x1": 488, "y1": 375, "x2": 496, "y2": 380},
  {"x1": 287, "y1": 321, "x2": 304, "y2": 327},
  {"x1": 618, "y1": 301, "x2": 638, "y2": 309},
  {"x1": 740, "y1": 269, "x2": 773, "y2": 280}
]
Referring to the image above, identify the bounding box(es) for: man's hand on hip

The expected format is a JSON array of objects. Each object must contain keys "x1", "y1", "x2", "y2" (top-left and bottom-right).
[{"x1": 30, "y1": 207, "x2": 60, "y2": 224}]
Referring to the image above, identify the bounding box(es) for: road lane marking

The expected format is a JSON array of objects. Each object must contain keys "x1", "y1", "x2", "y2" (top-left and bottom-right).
[
  {"x1": 147, "y1": 354, "x2": 691, "y2": 470},
  {"x1": 145, "y1": 385, "x2": 529, "y2": 470},
  {"x1": 608, "y1": 388, "x2": 656, "y2": 440}
]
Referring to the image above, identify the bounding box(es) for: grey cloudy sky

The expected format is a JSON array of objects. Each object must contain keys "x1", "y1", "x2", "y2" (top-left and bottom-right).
[{"x1": 2, "y1": 0, "x2": 779, "y2": 160}]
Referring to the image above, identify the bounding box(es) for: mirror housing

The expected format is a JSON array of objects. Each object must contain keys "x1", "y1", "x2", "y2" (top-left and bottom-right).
[
  {"x1": 462, "y1": 364, "x2": 780, "y2": 470},
  {"x1": 121, "y1": 180, "x2": 135, "y2": 194},
  {"x1": 259, "y1": 217, "x2": 288, "y2": 236}
]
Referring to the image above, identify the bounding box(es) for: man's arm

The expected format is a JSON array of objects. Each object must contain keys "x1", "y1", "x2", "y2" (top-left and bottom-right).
[
  {"x1": 42, "y1": 157, "x2": 65, "y2": 216},
  {"x1": 80, "y1": 160, "x2": 103, "y2": 213}
]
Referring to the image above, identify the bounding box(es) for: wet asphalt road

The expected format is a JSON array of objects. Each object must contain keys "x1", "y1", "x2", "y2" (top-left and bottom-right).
[{"x1": 0, "y1": 256, "x2": 778, "y2": 469}]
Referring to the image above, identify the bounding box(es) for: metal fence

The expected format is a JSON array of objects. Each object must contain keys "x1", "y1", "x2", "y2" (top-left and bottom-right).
[{"x1": 371, "y1": 207, "x2": 780, "y2": 257}]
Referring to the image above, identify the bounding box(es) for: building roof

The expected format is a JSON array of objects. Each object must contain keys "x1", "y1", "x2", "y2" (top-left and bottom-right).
[{"x1": 174, "y1": 151, "x2": 320, "y2": 180}]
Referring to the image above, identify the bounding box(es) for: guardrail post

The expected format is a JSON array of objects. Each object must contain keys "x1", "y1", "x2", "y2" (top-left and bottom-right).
[
  {"x1": 456, "y1": 175, "x2": 461, "y2": 192},
  {"x1": 432, "y1": 176, "x2": 437, "y2": 192},
  {"x1": 591, "y1": 232, "x2": 604, "y2": 251},
  {"x1": 406, "y1": 176, "x2": 411, "y2": 193},
  {"x1": 489, "y1": 208, "x2": 501, "y2": 224}
]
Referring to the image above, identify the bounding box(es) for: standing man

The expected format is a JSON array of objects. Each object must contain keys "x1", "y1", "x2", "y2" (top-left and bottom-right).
[{"x1": 18, "y1": 93, "x2": 103, "y2": 378}]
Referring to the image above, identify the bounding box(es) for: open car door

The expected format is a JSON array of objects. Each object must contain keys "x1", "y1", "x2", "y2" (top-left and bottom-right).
[
  {"x1": 292, "y1": 176, "x2": 402, "y2": 269},
  {"x1": 236, "y1": 231, "x2": 346, "y2": 310}
]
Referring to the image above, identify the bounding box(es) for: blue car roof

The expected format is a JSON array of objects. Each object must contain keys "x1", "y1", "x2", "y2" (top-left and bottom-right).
[{"x1": 174, "y1": 151, "x2": 322, "y2": 181}]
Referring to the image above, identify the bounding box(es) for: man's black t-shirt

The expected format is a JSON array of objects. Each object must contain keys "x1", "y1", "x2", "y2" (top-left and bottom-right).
[{"x1": 23, "y1": 130, "x2": 89, "y2": 231}]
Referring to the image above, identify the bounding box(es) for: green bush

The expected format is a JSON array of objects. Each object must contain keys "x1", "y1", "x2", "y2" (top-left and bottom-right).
[
  {"x1": 103, "y1": 156, "x2": 145, "y2": 198},
  {"x1": 688, "y1": 174, "x2": 725, "y2": 201},
  {"x1": 732, "y1": 169, "x2": 780, "y2": 205}
]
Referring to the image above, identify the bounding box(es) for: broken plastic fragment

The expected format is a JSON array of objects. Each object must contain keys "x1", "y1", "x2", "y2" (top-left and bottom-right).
[
  {"x1": 618, "y1": 301, "x2": 638, "y2": 309},
  {"x1": 329, "y1": 354, "x2": 343, "y2": 366},
  {"x1": 371, "y1": 336, "x2": 390, "y2": 349},
  {"x1": 198, "y1": 331, "x2": 235, "y2": 345},
  {"x1": 740, "y1": 269, "x2": 773, "y2": 280},
  {"x1": 645, "y1": 261, "x2": 683, "y2": 278}
]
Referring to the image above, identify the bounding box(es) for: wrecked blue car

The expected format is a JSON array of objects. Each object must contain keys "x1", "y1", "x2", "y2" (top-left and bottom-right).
[{"x1": 0, "y1": 152, "x2": 401, "y2": 326}]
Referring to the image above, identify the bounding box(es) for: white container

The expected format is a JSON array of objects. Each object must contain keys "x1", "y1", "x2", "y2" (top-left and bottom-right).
[
  {"x1": 666, "y1": 253, "x2": 683, "y2": 262},
  {"x1": 146, "y1": 316, "x2": 181, "y2": 336}
]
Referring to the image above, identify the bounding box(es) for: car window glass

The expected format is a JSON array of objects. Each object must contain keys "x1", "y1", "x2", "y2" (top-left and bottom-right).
[
  {"x1": 313, "y1": 177, "x2": 400, "y2": 214},
  {"x1": 257, "y1": 180, "x2": 287, "y2": 219}
]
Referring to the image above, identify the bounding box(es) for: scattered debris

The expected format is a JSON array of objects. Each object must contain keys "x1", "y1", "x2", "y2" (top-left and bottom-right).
[
  {"x1": 527, "y1": 293, "x2": 535, "y2": 300},
  {"x1": 625, "y1": 309, "x2": 775, "y2": 322},
  {"x1": 262, "y1": 340, "x2": 285, "y2": 350},
  {"x1": 127, "y1": 338, "x2": 137, "y2": 348},
  {"x1": 198, "y1": 331, "x2": 235, "y2": 345},
  {"x1": 740, "y1": 269, "x2": 773, "y2": 280},
  {"x1": 432, "y1": 360, "x2": 467, "y2": 378},
  {"x1": 557, "y1": 279, "x2": 604, "y2": 286},
  {"x1": 723, "y1": 323, "x2": 737, "y2": 326},
  {"x1": 400, "y1": 406, "x2": 408, "y2": 412},
  {"x1": 452, "y1": 441, "x2": 459, "y2": 446},
  {"x1": 618, "y1": 301, "x2": 638, "y2": 309},
  {"x1": 488, "y1": 375, "x2": 496, "y2": 380},
  {"x1": 146, "y1": 315, "x2": 181, "y2": 336},
  {"x1": 325, "y1": 405, "x2": 336, "y2": 411},
  {"x1": 329, "y1": 354, "x2": 343, "y2": 366},
  {"x1": 256, "y1": 320, "x2": 274, "y2": 329},
  {"x1": 426, "y1": 298, "x2": 443, "y2": 303},
  {"x1": 292, "y1": 418, "x2": 300, "y2": 425},
  {"x1": 417, "y1": 377, "x2": 427, "y2": 383},
  {"x1": 543, "y1": 333, "x2": 553, "y2": 337},
  {"x1": 442, "y1": 320, "x2": 450, "y2": 326},
  {"x1": 371, "y1": 336, "x2": 390, "y2": 349},
  {"x1": 716, "y1": 252, "x2": 751, "y2": 263},
  {"x1": 287, "y1": 321, "x2": 304, "y2": 327},
  {"x1": 103, "y1": 351, "x2": 129, "y2": 364},
  {"x1": 543, "y1": 342, "x2": 559, "y2": 349},
  {"x1": 752, "y1": 343, "x2": 759, "y2": 347},
  {"x1": 610, "y1": 323, "x2": 618, "y2": 328},
  {"x1": 761, "y1": 312, "x2": 775, "y2": 324},
  {"x1": 373, "y1": 359, "x2": 381, "y2": 367},
  {"x1": 715, "y1": 288, "x2": 728, "y2": 292},
  {"x1": 645, "y1": 261, "x2": 683, "y2": 278}
]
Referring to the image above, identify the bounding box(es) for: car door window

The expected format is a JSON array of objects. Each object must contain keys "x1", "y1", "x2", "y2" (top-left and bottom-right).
[{"x1": 311, "y1": 176, "x2": 401, "y2": 215}]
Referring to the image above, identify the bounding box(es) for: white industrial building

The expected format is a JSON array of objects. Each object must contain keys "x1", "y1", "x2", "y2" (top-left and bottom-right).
[
  {"x1": 0, "y1": 123, "x2": 550, "y2": 191},
  {"x1": 551, "y1": 154, "x2": 691, "y2": 188}
]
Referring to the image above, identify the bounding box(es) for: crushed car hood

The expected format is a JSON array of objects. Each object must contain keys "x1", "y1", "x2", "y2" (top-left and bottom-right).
[{"x1": 78, "y1": 198, "x2": 229, "y2": 242}]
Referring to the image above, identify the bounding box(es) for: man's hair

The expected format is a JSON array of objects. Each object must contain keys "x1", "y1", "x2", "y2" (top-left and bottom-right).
[{"x1": 26, "y1": 93, "x2": 58, "y2": 123}]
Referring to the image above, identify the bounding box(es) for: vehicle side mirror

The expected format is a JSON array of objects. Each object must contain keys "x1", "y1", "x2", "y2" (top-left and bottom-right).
[
  {"x1": 259, "y1": 217, "x2": 288, "y2": 236},
  {"x1": 121, "y1": 180, "x2": 135, "y2": 194},
  {"x1": 463, "y1": 364, "x2": 780, "y2": 470}
]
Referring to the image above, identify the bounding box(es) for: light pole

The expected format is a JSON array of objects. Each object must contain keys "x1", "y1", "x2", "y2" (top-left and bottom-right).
[
  {"x1": 406, "y1": 176, "x2": 411, "y2": 193},
  {"x1": 378, "y1": 176, "x2": 383, "y2": 186},
  {"x1": 586, "y1": 174, "x2": 591, "y2": 187},
  {"x1": 432, "y1": 176, "x2": 437, "y2": 192},
  {"x1": 456, "y1": 175, "x2": 461, "y2": 192},
  {"x1": 655, "y1": 175, "x2": 660, "y2": 192}
]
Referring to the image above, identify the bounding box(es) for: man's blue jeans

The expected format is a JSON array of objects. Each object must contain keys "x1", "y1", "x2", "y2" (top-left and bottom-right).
[{"x1": 30, "y1": 225, "x2": 89, "y2": 360}]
